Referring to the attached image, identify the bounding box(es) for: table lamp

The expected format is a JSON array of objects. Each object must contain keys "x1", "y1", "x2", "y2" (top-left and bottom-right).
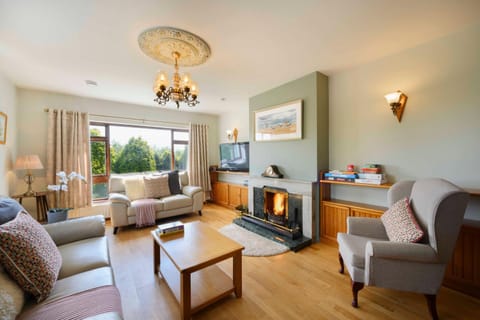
[{"x1": 14, "y1": 154, "x2": 44, "y2": 196}]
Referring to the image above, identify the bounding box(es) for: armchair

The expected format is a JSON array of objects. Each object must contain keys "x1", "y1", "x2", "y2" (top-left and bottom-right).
[{"x1": 337, "y1": 178, "x2": 469, "y2": 319}]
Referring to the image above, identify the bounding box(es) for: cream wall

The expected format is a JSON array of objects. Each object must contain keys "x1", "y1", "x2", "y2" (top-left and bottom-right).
[
  {"x1": 0, "y1": 73, "x2": 17, "y2": 196},
  {"x1": 16, "y1": 88, "x2": 219, "y2": 217},
  {"x1": 218, "y1": 109, "x2": 249, "y2": 144},
  {"x1": 329, "y1": 24, "x2": 480, "y2": 218}
]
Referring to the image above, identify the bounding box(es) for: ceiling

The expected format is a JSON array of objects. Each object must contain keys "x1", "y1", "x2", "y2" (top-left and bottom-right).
[{"x1": 1, "y1": 0, "x2": 479, "y2": 115}]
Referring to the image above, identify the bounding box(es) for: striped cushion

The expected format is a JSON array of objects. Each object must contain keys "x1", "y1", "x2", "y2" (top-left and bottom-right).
[
  {"x1": 381, "y1": 198, "x2": 424, "y2": 243},
  {"x1": 0, "y1": 211, "x2": 62, "y2": 302}
]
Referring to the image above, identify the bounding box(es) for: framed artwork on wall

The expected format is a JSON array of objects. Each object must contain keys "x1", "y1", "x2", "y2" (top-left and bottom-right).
[
  {"x1": 254, "y1": 99, "x2": 302, "y2": 142},
  {"x1": 0, "y1": 112, "x2": 7, "y2": 144}
]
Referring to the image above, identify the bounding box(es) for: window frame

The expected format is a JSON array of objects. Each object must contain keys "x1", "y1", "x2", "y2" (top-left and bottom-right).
[{"x1": 89, "y1": 122, "x2": 189, "y2": 200}]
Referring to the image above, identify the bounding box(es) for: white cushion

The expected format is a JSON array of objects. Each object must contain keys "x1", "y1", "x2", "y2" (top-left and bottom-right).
[{"x1": 124, "y1": 177, "x2": 145, "y2": 201}]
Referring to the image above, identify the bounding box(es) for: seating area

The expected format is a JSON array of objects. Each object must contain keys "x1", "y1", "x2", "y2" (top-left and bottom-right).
[
  {"x1": 0, "y1": 197, "x2": 122, "y2": 319},
  {"x1": 108, "y1": 171, "x2": 203, "y2": 234}
]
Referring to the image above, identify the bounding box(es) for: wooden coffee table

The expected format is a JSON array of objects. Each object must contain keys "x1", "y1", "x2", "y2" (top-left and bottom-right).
[{"x1": 151, "y1": 221, "x2": 244, "y2": 319}]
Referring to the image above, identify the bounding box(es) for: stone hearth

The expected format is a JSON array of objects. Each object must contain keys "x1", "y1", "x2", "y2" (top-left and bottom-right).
[{"x1": 248, "y1": 176, "x2": 316, "y2": 240}]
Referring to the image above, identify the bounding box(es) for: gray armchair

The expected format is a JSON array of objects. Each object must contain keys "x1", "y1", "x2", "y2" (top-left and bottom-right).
[{"x1": 337, "y1": 178, "x2": 469, "y2": 319}]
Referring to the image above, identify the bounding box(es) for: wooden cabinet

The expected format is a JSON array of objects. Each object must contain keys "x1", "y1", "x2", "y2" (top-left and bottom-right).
[
  {"x1": 210, "y1": 170, "x2": 249, "y2": 209},
  {"x1": 319, "y1": 180, "x2": 390, "y2": 246},
  {"x1": 212, "y1": 181, "x2": 229, "y2": 207},
  {"x1": 212, "y1": 182, "x2": 248, "y2": 209}
]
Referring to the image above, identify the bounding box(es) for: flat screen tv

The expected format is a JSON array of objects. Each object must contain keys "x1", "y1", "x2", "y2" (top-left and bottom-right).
[{"x1": 218, "y1": 142, "x2": 249, "y2": 172}]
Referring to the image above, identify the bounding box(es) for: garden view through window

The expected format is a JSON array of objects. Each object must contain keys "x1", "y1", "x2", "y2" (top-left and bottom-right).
[{"x1": 90, "y1": 123, "x2": 188, "y2": 199}]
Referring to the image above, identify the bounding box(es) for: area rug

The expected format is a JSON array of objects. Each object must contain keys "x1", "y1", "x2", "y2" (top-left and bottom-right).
[{"x1": 219, "y1": 224, "x2": 289, "y2": 257}]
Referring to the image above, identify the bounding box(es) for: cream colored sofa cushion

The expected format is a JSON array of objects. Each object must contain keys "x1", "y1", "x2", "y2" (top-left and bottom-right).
[
  {"x1": 124, "y1": 177, "x2": 145, "y2": 201},
  {"x1": 57, "y1": 237, "x2": 110, "y2": 279},
  {"x1": 144, "y1": 175, "x2": 170, "y2": 198},
  {"x1": 0, "y1": 266, "x2": 25, "y2": 320}
]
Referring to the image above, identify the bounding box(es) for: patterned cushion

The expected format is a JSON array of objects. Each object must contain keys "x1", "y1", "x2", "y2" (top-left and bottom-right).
[
  {"x1": 381, "y1": 198, "x2": 424, "y2": 243},
  {"x1": 0, "y1": 211, "x2": 62, "y2": 302},
  {"x1": 143, "y1": 175, "x2": 170, "y2": 198},
  {"x1": 124, "y1": 177, "x2": 145, "y2": 201}
]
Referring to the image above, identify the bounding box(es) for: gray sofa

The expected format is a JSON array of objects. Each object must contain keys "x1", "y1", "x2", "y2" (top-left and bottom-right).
[
  {"x1": 108, "y1": 171, "x2": 203, "y2": 234},
  {"x1": 0, "y1": 215, "x2": 122, "y2": 320}
]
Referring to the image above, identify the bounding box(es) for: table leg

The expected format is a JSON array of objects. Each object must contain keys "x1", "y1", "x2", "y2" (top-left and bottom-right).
[
  {"x1": 153, "y1": 239, "x2": 160, "y2": 274},
  {"x1": 40, "y1": 196, "x2": 49, "y2": 221},
  {"x1": 233, "y1": 251, "x2": 242, "y2": 298},
  {"x1": 180, "y1": 271, "x2": 191, "y2": 320},
  {"x1": 35, "y1": 196, "x2": 42, "y2": 222}
]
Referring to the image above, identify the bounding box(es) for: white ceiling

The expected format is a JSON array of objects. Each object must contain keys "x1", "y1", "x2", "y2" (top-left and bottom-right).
[{"x1": 1, "y1": 0, "x2": 479, "y2": 115}]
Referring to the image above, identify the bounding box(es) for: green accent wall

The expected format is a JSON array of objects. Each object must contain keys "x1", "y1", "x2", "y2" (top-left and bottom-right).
[{"x1": 249, "y1": 72, "x2": 328, "y2": 181}]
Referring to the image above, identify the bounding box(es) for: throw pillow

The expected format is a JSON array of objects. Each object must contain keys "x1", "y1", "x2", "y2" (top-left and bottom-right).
[
  {"x1": 168, "y1": 170, "x2": 182, "y2": 195},
  {"x1": 381, "y1": 197, "x2": 424, "y2": 243},
  {"x1": 0, "y1": 197, "x2": 24, "y2": 225},
  {"x1": 0, "y1": 211, "x2": 62, "y2": 302},
  {"x1": 0, "y1": 266, "x2": 25, "y2": 319},
  {"x1": 124, "y1": 177, "x2": 145, "y2": 201},
  {"x1": 143, "y1": 175, "x2": 170, "y2": 198}
]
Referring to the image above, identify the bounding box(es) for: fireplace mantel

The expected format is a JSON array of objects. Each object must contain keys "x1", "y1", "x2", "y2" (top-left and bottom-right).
[{"x1": 248, "y1": 176, "x2": 317, "y2": 239}]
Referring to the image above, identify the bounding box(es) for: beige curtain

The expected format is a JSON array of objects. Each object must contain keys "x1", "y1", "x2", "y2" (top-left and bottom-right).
[
  {"x1": 188, "y1": 123, "x2": 211, "y2": 200},
  {"x1": 46, "y1": 109, "x2": 92, "y2": 208}
]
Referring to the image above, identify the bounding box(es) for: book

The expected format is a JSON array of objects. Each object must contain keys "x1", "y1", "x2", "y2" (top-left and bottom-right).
[
  {"x1": 357, "y1": 173, "x2": 385, "y2": 180},
  {"x1": 355, "y1": 178, "x2": 387, "y2": 185},
  {"x1": 326, "y1": 177, "x2": 356, "y2": 182},
  {"x1": 157, "y1": 221, "x2": 184, "y2": 235},
  {"x1": 360, "y1": 167, "x2": 381, "y2": 174},
  {"x1": 325, "y1": 172, "x2": 358, "y2": 179}
]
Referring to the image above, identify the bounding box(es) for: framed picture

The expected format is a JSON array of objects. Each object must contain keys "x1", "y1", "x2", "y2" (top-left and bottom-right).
[
  {"x1": 254, "y1": 99, "x2": 302, "y2": 141},
  {"x1": 0, "y1": 112, "x2": 7, "y2": 144}
]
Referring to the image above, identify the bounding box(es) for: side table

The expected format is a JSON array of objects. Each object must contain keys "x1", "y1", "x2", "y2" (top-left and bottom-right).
[{"x1": 12, "y1": 191, "x2": 50, "y2": 222}]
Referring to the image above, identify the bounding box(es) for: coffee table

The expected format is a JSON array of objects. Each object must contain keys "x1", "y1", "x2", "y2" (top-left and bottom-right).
[{"x1": 151, "y1": 221, "x2": 244, "y2": 319}]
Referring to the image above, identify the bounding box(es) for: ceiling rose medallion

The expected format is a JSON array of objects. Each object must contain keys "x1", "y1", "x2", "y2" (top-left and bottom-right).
[{"x1": 138, "y1": 27, "x2": 211, "y2": 108}]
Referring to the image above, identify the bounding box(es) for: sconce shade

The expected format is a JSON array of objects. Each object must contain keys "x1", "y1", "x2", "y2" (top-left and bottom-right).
[
  {"x1": 14, "y1": 155, "x2": 44, "y2": 171},
  {"x1": 385, "y1": 90, "x2": 408, "y2": 122}
]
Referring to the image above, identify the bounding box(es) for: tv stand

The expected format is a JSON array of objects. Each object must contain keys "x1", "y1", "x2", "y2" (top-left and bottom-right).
[{"x1": 209, "y1": 168, "x2": 249, "y2": 209}]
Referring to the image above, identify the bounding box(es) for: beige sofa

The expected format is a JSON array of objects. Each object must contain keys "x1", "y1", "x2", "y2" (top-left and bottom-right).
[
  {"x1": 0, "y1": 215, "x2": 122, "y2": 320},
  {"x1": 108, "y1": 171, "x2": 203, "y2": 234}
]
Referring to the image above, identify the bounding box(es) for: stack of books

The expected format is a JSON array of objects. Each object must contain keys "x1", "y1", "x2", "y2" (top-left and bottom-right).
[
  {"x1": 360, "y1": 164, "x2": 381, "y2": 174},
  {"x1": 324, "y1": 171, "x2": 358, "y2": 182},
  {"x1": 156, "y1": 221, "x2": 185, "y2": 237},
  {"x1": 355, "y1": 173, "x2": 387, "y2": 185}
]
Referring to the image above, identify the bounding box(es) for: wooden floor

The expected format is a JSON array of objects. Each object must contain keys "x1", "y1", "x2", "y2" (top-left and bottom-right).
[{"x1": 106, "y1": 203, "x2": 480, "y2": 320}]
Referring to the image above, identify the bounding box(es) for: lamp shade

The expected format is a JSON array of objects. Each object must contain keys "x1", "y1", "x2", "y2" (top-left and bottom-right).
[
  {"x1": 384, "y1": 91, "x2": 402, "y2": 104},
  {"x1": 14, "y1": 155, "x2": 44, "y2": 171}
]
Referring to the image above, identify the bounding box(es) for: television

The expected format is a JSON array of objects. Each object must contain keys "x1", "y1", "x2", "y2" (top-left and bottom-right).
[{"x1": 218, "y1": 142, "x2": 249, "y2": 172}]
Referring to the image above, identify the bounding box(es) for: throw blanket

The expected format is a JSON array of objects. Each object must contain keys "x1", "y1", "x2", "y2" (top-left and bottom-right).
[
  {"x1": 19, "y1": 285, "x2": 122, "y2": 320},
  {"x1": 133, "y1": 199, "x2": 156, "y2": 228}
]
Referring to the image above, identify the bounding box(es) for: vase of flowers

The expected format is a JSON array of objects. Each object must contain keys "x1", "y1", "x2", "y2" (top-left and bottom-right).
[{"x1": 47, "y1": 171, "x2": 86, "y2": 223}]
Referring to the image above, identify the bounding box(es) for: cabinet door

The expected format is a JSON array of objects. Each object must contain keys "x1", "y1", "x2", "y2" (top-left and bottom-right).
[
  {"x1": 351, "y1": 207, "x2": 383, "y2": 219},
  {"x1": 321, "y1": 202, "x2": 349, "y2": 245},
  {"x1": 228, "y1": 184, "x2": 242, "y2": 208},
  {"x1": 240, "y1": 186, "x2": 248, "y2": 207},
  {"x1": 213, "y1": 182, "x2": 229, "y2": 206}
]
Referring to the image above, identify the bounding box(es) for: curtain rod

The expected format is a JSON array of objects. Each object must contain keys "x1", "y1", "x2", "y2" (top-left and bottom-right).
[{"x1": 43, "y1": 108, "x2": 188, "y2": 126}]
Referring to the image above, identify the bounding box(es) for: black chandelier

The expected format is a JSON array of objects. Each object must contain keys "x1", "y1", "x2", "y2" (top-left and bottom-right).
[{"x1": 153, "y1": 51, "x2": 199, "y2": 108}]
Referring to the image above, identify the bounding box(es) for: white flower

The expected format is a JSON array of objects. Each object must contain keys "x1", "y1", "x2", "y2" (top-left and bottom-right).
[{"x1": 49, "y1": 171, "x2": 86, "y2": 193}]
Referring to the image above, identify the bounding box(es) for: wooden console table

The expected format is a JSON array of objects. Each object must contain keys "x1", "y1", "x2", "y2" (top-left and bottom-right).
[{"x1": 12, "y1": 191, "x2": 50, "y2": 222}]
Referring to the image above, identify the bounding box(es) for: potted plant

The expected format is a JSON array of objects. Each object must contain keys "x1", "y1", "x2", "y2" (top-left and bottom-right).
[{"x1": 47, "y1": 171, "x2": 86, "y2": 223}]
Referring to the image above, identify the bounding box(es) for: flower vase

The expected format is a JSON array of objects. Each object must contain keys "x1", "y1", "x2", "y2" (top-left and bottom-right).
[{"x1": 47, "y1": 208, "x2": 70, "y2": 224}]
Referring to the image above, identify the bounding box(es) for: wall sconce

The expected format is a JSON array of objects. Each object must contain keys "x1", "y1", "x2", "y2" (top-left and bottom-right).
[
  {"x1": 385, "y1": 90, "x2": 408, "y2": 122},
  {"x1": 226, "y1": 128, "x2": 239, "y2": 143},
  {"x1": 226, "y1": 130, "x2": 233, "y2": 140}
]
